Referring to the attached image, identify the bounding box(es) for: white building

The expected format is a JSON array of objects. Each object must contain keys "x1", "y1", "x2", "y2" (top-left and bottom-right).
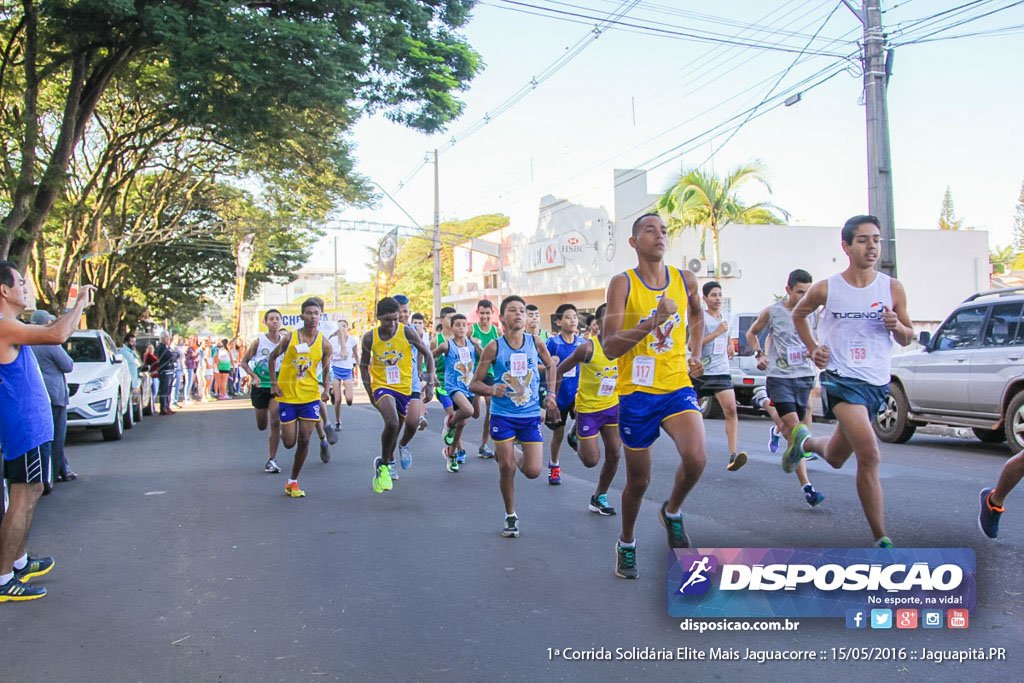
[{"x1": 444, "y1": 169, "x2": 990, "y2": 331}]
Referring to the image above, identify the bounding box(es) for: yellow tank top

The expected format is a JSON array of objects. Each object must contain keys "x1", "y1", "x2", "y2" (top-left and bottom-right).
[
  {"x1": 617, "y1": 266, "x2": 691, "y2": 396},
  {"x1": 277, "y1": 329, "x2": 323, "y2": 404},
  {"x1": 370, "y1": 323, "x2": 413, "y2": 394},
  {"x1": 575, "y1": 336, "x2": 618, "y2": 414}
]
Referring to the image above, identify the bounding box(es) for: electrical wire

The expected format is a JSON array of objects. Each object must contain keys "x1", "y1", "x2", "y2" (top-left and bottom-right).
[{"x1": 891, "y1": 0, "x2": 1024, "y2": 45}]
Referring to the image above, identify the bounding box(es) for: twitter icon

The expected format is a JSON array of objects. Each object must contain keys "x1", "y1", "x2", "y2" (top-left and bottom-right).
[{"x1": 870, "y1": 609, "x2": 892, "y2": 629}]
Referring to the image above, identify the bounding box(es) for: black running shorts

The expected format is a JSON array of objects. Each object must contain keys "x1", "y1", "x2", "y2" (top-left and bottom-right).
[{"x1": 4, "y1": 446, "x2": 45, "y2": 484}]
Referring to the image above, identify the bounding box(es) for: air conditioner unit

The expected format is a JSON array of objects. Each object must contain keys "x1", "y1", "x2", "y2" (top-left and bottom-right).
[
  {"x1": 685, "y1": 257, "x2": 709, "y2": 276},
  {"x1": 719, "y1": 261, "x2": 741, "y2": 278}
]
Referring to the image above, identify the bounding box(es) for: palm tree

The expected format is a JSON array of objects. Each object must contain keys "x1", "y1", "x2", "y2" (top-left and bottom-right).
[{"x1": 656, "y1": 159, "x2": 789, "y2": 276}]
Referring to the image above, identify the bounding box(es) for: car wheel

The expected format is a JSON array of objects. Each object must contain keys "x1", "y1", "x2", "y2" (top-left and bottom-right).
[
  {"x1": 133, "y1": 394, "x2": 142, "y2": 423},
  {"x1": 143, "y1": 390, "x2": 154, "y2": 416},
  {"x1": 873, "y1": 383, "x2": 916, "y2": 443},
  {"x1": 102, "y1": 392, "x2": 125, "y2": 441},
  {"x1": 123, "y1": 397, "x2": 135, "y2": 430},
  {"x1": 972, "y1": 427, "x2": 1006, "y2": 444},
  {"x1": 1003, "y1": 391, "x2": 1024, "y2": 453},
  {"x1": 700, "y1": 395, "x2": 722, "y2": 419}
]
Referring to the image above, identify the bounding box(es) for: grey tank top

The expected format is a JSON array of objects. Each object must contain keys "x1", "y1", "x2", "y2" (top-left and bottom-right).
[{"x1": 767, "y1": 299, "x2": 817, "y2": 378}]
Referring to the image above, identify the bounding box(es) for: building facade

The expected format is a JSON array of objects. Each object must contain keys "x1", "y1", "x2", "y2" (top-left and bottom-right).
[{"x1": 444, "y1": 169, "x2": 990, "y2": 332}]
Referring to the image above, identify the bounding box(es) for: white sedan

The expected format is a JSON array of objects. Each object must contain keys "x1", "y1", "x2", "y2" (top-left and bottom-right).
[{"x1": 64, "y1": 330, "x2": 134, "y2": 441}]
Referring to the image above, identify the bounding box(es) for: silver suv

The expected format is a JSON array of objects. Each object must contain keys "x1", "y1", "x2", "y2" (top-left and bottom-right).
[{"x1": 874, "y1": 288, "x2": 1024, "y2": 452}]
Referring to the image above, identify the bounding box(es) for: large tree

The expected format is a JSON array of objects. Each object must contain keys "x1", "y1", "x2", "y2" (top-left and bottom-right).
[
  {"x1": 0, "y1": 1, "x2": 481, "y2": 265},
  {"x1": 656, "y1": 160, "x2": 788, "y2": 276}
]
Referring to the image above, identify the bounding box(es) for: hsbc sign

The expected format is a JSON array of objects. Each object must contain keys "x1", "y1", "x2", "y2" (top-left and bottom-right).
[{"x1": 525, "y1": 230, "x2": 594, "y2": 272}]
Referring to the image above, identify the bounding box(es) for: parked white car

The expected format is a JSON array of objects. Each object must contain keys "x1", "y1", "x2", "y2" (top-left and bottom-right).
[{"x1": 64, "y1": 330, "x2": 134, "y2": 441}]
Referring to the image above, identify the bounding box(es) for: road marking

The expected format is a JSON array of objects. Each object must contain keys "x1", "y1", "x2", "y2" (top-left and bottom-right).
[{"x1": 144, "y1": 491, "x2": 167, "y2": 496}]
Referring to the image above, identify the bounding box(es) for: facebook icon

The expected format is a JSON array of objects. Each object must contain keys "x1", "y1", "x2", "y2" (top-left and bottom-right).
[{"x1": 845, "y1": 609, "x2": 867, "y2": 629}]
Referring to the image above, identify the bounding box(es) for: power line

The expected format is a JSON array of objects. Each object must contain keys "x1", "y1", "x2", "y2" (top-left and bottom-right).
[
  {"x1": 488, "y1": 0, "x2": 853, "y2": 57},
  {"x1": 891, "y1": 0, "x2": 1024, "y2": 45},
  {"x1": 695, "y1": 1, "x2": 845, "y2": 169}
]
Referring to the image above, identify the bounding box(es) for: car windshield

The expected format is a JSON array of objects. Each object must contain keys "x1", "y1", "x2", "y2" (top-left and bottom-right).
[
  {"x1": 736, "y1": 316, "x2": 768, "y2": 356},
  {"x1": 65, "y1": 336, "x2": 105, "y2": 363}
]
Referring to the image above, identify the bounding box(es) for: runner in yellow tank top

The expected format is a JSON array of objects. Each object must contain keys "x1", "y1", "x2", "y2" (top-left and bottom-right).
[
  {"x1": 555, "y1": 303, "x2": 622, "y2": 517},
  {"x1": 268, "y1": 298, "x2": 332, "y2": 498},
  {"x1": 359, "y1": 297, "x2": 435, "y2": 495},
  {"x1": 602, "y1": 213, "x2": 706, "y2": 579}
]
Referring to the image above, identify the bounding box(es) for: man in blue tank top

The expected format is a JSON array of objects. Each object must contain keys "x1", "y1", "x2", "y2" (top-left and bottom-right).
[
  {"x1": 0, "y1": 260, "x2": 95, "y2": 601},
  {"x1": 470, "y1": 295, "x2": 559, "y2": 538}
]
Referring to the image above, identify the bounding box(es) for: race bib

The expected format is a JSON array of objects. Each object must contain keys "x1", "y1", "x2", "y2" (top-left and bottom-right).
[
  {"x1": 787, "y1": 346, "x2": 806, "y2": 366},
  {"x1": 564, "y1": 366, "x2": 577, "y2": 378},
  {"x1": 847, "y1": 340, "x2": 869, "y2": 366},
  {"x1": 457, "y1": 346, "x2": 472, "y2": 364},
  {"x1": 510, "y1": 353, "x2": 528, "y2": 377},
  {"x1": 712, "y1": 336, "x2": 727, "y2": 355},
  {"x1": 632, "y1": 356, "x2": 655, "y2": 387},
  {"x1": 385, "y1": 364, "x2": 401, "y2": 385},
  {"x1": 295, "y1": 343, "x2": 310, "y2": 354},
  {"x1": 598, "y1": 377, "x2": 616, "y2": 396}
]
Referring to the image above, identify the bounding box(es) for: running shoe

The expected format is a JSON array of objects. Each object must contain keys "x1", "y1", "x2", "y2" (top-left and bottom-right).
[
  {"x1": 284, "y1": 481, "x2": 306, "y2": 498},
  {"x1": 876, "y1": 537, "x2": 895, "y2": 549},
  {"x1": 659, "y1": 501, "x2": 691, "y2": 548},
  {"x1": 478, "y1": 445, "x2": 494, "y2": 459},
  {"x1": 615, "y1": 542, "x2": 638, "y2": 579},
  {"x1": 443, "y1": 419, "x2": 457, "y2": 446},
  {"x1": 502, "y1": 514, "x2": 520, "y2": 538},
  {"x1": 567, "y1": 422, "x2": 578, "y2": 452},
  {"x1": 455, "y1": 448, "x2": 467, "y2": 464},
  {"x1": 589, "y1": 494, "x2": 616, "y2": 516},
  {"x1": 417, "y1": 415, "x2": 428, "y2": 431},
  {"x1": 399, "y1": 444, "x2": 412, "y2": 469},
  {"x1": 264, "y1": 459, "x2": 281, "y2": 474},
  {"x1": 14, "y1": 556, "x2": 54, "y2": 582},
  {"x1": 0, "y1": 576, "x2": 46, "y2": 601},
  {"x1": 726, "y1": 451, "x2": 748, "y2": 472},
  {"x1": 320, "y1": 441, "x2": 331, "y2": 464},
  {"x1": 334, "y1": 421, "x2": 341, "y2": 431},
  {"x1": 782, "y1": 425, "x2": 811, "y2": 473},
  {"x1": 768, "y1": 425, "x2": 781, "y2": 453},
  {"x1": 324, "y1": 422, "x2": 338, "y2": 445},
  {"x1": 372, "y1": 457, "x2": 393, "y2": 493},
  {"x1": 752, "y1": 386, "x2": 769, "y2": 410},
  {"x1": 548, "y1": 463, "x2": 561, "y2": 486},
  {"x1": 979, "y1": 488, "x2": 1003, "y2": 539},
  {"x1": 388, "y1": 461, "x2": 399, "y2": 481},
  {"x1": 444, "y1": 446, "x2": 459, "y2": 473},
  {"x1": 803, "y1": 485, "x2": 825, "y2": 507}
]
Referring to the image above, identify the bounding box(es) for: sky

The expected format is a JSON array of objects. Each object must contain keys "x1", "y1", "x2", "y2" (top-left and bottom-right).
[{"x1": 307, "y1": 0, "x2": 1024, "y2": 282}]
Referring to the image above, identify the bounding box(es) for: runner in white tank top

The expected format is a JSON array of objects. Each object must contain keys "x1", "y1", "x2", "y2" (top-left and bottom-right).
[
  {"x1": 790, "y1": 216, "x2": 915, "y2": 549},
  {"x1": 240, "y1": 310, "x2": 285, "y2": 473}
]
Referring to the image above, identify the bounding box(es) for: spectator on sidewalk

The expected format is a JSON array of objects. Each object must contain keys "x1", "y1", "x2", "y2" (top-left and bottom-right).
[
  {"x1": 183, "y1": 335, "x2": 198, "y2": 403},
  {"x1": 143, "y1": 344, "x2": 159, "y2": 400},
  {"x1": 154, "y1": 333, "x2": 177, "y2": 415},
  {"x1": 0, "y1": 260, "x2": 94, "y2": 601},
  {"x1": 28, "y1": 310, "x2": 76, "y2": 485},
  {"x1": 119, "y1": 332, "x2": 141, "y2": 413}
]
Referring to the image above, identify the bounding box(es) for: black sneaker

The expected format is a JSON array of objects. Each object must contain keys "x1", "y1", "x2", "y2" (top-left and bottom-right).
[
  {"x1": 588, "y1": 494, "x2": 616, "y2": 516},
  {"x1": 0, "y1": 576, "x2": 46, "y2": 602},
  {"x1": 615, "y1": 542, "x2": 638, "y2": 579},
  {"x1": 979, "y1": 488, "x2": 1003, "y2": 539},
  {"x1": 14, "y1": 556, "x2": 54, "y2": 582},
  {"x1": 502, "y1": 514, "x2": 519, "y2": 538},
  {"x1": 659, "y1": 501, "x2": 691, "y2": 548},
  {"x1": 320, "y1": 441, "x2": 331, "y2": 464}
]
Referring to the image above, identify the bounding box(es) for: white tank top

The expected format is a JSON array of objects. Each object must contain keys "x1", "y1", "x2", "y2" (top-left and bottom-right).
[
  {"x1": 251, "y1": 333, "x2": 280, "y2": 381},
  {"x1": 818, "y1": 272, "x2": 894, "y2": 386}
]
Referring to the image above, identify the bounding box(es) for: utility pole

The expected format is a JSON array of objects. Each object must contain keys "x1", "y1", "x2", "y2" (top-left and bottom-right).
[
  {"x1": 851, "y1": 0, "x2": 898, "y2": 276},
  {"x1": 432, "y1": 148, "x2": 442, "y2": 325}
]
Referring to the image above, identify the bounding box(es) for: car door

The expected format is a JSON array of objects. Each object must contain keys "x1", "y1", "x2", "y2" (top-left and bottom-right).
[
  {"x1": 911, "y1": 305, "x2": 988, "y2": 415},
  {"x1": 969, "y1": 301, "x2": 1024, "y2": 416}
]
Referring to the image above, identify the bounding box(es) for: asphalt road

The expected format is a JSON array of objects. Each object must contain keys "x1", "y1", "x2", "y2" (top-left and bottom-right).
[{"x1": 2, "y1": 390, "x2": 1022, "y2": 682}]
